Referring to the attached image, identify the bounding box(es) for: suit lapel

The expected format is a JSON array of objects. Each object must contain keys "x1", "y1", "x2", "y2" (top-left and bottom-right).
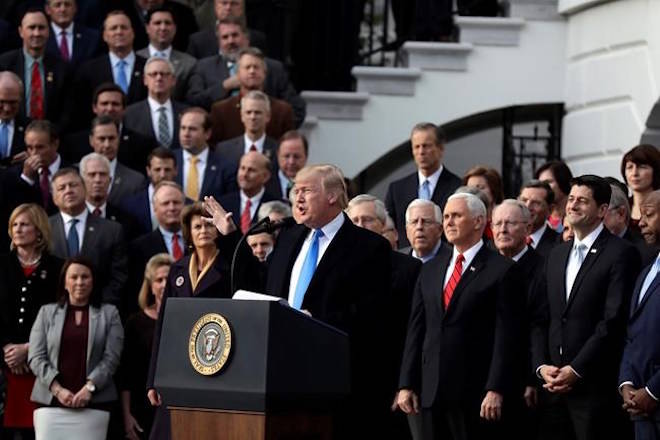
[
  {"x1": 193, "y1": 257, "x2": 225, "y2": 296},
  {"x1": 306, "y1": 221, "x2": 351, "y2": 297},
  {"x1": 277, "y1": 226, "x2": 309, "y2": 298},
  {"x1": 430, "y1": 247, "x2": 452, "y2": 318},
  {"x1": 87, "y1": 306, "x2": 99, "y2": 363},
  {"x1": 565, "y1": 231, "x2": 608, "y2": 311},
  {"x1": 443, "y1": 247, "x2": 487, "y2": 319},
  {"x1": 554, "y1": 242, "x2": 572, "y2": 309},
  {"x1": 633, "y1": 269, "x2": 660, "y2": 317},
  {"x1": 201, "y1": 155, "x2": 219, "y2": 196},
  {"x1": 51, "y1": 216, "x2": 68, "y2": 257},
  {"x1": 80, "y1": 215, "x2": 99, "y2": 255}
]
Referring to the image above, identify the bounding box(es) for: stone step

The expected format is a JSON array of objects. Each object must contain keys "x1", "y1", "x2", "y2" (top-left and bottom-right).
[
  {"x1": 509, "y1": 0, "x2": 561, "y2": 20},
  {"x1": 455, "y1": 16, "x2": 525, "y2": 46},
  {"x1": 301, "y1": 91, "x2": 370, "y2": 120},
  {"x1": 352, "y1": 66, "x2": 422, "y2": 96},
  {"x1": 401, "y1": 41, "x2": 473, "y2": 71}
]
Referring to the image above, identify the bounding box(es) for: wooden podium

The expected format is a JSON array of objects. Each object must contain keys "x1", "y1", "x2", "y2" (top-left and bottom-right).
[{"x1": 154, "y1": 298, "x2": 350, "y2": 440}]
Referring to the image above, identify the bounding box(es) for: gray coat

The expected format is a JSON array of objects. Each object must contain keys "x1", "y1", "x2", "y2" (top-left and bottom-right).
[
  {"x1": 136, "y1": 48, "x2": 196, "y2": 101},
  {"x1": 28, "y1": 303, "x2": 124, "y2": 405}
]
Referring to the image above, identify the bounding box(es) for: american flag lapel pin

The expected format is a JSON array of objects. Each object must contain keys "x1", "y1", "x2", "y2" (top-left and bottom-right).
[{"x1": 590, "y1": 249, "x2": 597, "y2": 254}]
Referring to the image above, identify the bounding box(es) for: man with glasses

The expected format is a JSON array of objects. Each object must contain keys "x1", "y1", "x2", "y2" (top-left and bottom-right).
[
  {"x1": 402, "y1": 199, "x2": 444, "y2": 263},
  {"x1": 0, "y1": 71, "x2": 28, "y2": 166},
  {"x1": 123, "y1": 57, "x2": 188, "y2": 150}
]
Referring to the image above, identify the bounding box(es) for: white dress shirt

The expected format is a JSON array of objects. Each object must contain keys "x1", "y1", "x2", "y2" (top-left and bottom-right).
[
  {"x1": 159, "y1": 226, "x2": 183, "y2": 256},
  {"x1": 529, "y1": 223, "x2": 548, "y2": 249},
  {"x1": 417, "y1": 165, "x2": 444, "y2": 200},
  {"x1": 287, "y1": 212, "x2": 345, "y2": 306},
  {"x1": 85, "y1": 201, "x2": 106, "y2": 217},
  {"x1": 240, "y1": 188, "x2": 265, "y2": 219},
  {"x1": 443, "y1": 239, "x2": 483, "y2": 289},
  {"x1": 565, "y1": 222, "x2": 604, "y2": 298},
  {"x1": 147, "y1": 96, "x2": 174, "y2": 143},
  {"x1": 512, "y1": 245, "x2": 529, "y2": 262},
  {"x1": 243, "y1": 133, "x2": 266, "y2": 154},
  {"x1": 278, "y1": 169, "x2": 292, "y2": 199},
  {"x1": 148, "y1": 44, "x2": 172, "y2": 59},
  {"x1": 182, "y1": 147, "x2": 209, "y2": 193},
  {"x1": 60, "y1": 209, "x2": 89, "y2": 251}
]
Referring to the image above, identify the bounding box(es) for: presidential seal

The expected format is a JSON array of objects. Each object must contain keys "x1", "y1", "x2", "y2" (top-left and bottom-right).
[{"x1": 188, "y1": 313, "x2": 232, "y2": 376}]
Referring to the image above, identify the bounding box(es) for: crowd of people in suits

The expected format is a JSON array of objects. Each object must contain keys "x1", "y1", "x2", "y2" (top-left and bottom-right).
[{"x1": 1, "y1": 2, "x2": 660, "y2": 440}]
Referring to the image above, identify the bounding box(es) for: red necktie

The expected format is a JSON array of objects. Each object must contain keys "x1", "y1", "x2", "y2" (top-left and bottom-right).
[
  {"x1": 39, "y1": 168, "x2": 49, "y2": 209},
  {"x1": 30, "y1": 62, "x2": 44, "y2": 119},
  {"x1": 249, "y1": 144, "x2": 257, "y2": 152},
  {"x1": 443, "y1": 254, "x2": 465, "y2": 308},
  {"x1": 59, "y1": 31, "x2": 70, "y2": 61},
  {"x1": 92, "y1": 208, "x2": 101, "y2": 217},
  {"x1": 240, "y1": 199, "x2": 252, "y2": 233},
  {"x1": 172, "y1": 233, "x2": 183, "y2": 261}
]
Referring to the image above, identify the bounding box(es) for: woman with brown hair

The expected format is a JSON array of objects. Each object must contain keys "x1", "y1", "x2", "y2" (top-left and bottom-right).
[
  {"x1": 0, "y1": 203, "x2": 63, "y2": 440},
  {"x1": 119, "y1": 253, "x2": 173, "y2": 440},
  {"x1": 621, "y1": 144, "x2": 660, "y2": 226}
]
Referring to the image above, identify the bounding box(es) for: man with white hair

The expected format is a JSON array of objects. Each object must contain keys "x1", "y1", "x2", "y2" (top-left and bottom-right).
[
  {"x1": 0, "y1": 71, "x2": 28, "y2": 164},
  {"x1": 403, "y1": 198, "x2": 444, "y2": 263},
  {"x1": 398, "y1": 192, "x2": 526, "y2": 440}
]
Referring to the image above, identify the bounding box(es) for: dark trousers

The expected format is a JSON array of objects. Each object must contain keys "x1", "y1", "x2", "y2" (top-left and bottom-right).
[
  {"x1": 633, "y1": 415, "x2": 660, "y2": 440},
  {"x1": 419, "y1": 405, "x2": 511, "y2": 440}
]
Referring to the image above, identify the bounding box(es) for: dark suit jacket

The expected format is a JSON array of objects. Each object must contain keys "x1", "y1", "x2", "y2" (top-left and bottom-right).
[
  {"x1": 74, "y1": 53, "x2": 147, "y2": 128},
  {"x1": 623, "y1": 226, "x2": 656, "y2": 267},
  {"x1": 105, "y1": 203, "x2": 141, "y2": 240},
  {"x1": 619, "y1": 253, "x2": 660, "y2": 414},
  {"x1": 174, "y1": 148, "x2": 237, "y2": 201},
  {"x1": 186, "y1": 54, "x2": 305, "y2": 126},
  {"x1": 45, "y1": 23, "x2": 101, "y2": 67},
  {"x1": 3, "y1": 115, "x2": 28, "y2": 161},
  {"x1": 215, "y1": 135, "x2": 278, "y2": 168},
  {"x1": 534, "y1": 226, "x2": 560, "y2": 258},
  {"x1": 108, "y1": 162, "x2": 147, "y2": 206},
  {"x1": 0, "y1": 49, "x2": 71, "y2": 125},
  {"x1": 399, "y1": 243, "x2": 526, "y2": 409},
  {"x1": 123, "y1": 99, "x2": 188, "y2": 150},
  {"x1": 120, "y1": 188, "x2": 152, "y2": 235},
  {"x1": 218, "y1": 190, "x2": 277, "y2": 227},
  {"x1": 385, "y1": 168, "x2": 461, "y2": 248},
  {"x1": 126, "y1": 228, "x2": 171, "y2": 315},
  {"x1": 531, "y1": 228, "x2": 641, "y2": 394},
  {"x1": 0, "y1": 169, "x2": 41, "y2": 251},
  {"x1": 185, "y1": 27, "x2": 267, "y2": 60},
  {"x1": 210, "y1": 95, "x2": 293, "y2": 144},
  {"x1": 48, "y1": 213, "x2": 128, "y2": 306},
  {"x1": 12, "y1": 156, "x2": 71, "y2": 216}
]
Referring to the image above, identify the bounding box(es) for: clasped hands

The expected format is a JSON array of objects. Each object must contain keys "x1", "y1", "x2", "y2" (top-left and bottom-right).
[
  {"x1": 50, "y1": 382, "x2": 92, "y2": 408},
  {"x1": 621, "y1": 384, "x2": 657, "y2": 416},
  {"x1": 395, "y1": 389, "x2": 504, "y2": 421},
  {"x1": 539, "y1": 365, "x2": 578, "y2": 393},
  {"x1": 3, "y1": 343, "x2": 30, "y2": 375}
]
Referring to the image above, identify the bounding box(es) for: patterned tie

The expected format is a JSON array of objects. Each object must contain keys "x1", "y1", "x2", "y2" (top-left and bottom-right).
[
  {"x1": 292, "y1": 229, "x2": 324, "y2": 309},
  {"x1": 92, "y1": 207, "x2": 102, "y2": 217},
  {"x1": 59, "y1": 31, "x2": 70, "y2": 61},
  {"x1": 172, "y1": 233, "x2": 183, "y2": 261},
  {"x1": 30, "y1": 61, "x2": 44, "y2": 119},
  {"x1": 0, "y1": 122, "x2": 8, "y2": 158},
  {"x1": 39, "y1": 168, "x2": 50, "y2": 209},
  {"x1": 157, "y1": 107, "x2": 171, "y2": 147},
  {"x1": 420, "y1": 179, "x2": 431, "y2": 200},
  {"x1": 443, "y1": 254, "x2": 464, "y2": 308},
  {"x1": 67, "y1": 218, "x2": 80, "y2": 257},
  {"x1": 186, "y1": 155, "x2": 200, "y2": 200},
  {"x1": 116, "y1": 60, "x2": 128, "y2": 93},
  {"x1": 240, "y1": 199, "x2": 252, "y2": 233}
]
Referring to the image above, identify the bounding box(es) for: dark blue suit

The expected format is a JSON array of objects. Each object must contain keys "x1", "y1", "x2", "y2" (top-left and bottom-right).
[
  {"x1": 174, "y1": 148, "x2": 238, "y2": 201},
  {"x1": 620, "y1": 254, "x2": 660, "y2": 439},
  {"x1": 217, "y1": 190, "x2": 277, "y2": 228},
  {"x1": 119, "y1": 188, "x2": 152, "y2": 236},
  {"x1": 45, "y1": 23, "x2": 100, "y2": 67}
]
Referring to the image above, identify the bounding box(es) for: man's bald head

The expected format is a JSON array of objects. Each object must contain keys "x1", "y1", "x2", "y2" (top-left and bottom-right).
[
  {"x1": 639, "y1": 190, "x2": 660, "y2": 245},
  {"x1": 0, "y1": 71, "x2": 23, "y2": 121}
]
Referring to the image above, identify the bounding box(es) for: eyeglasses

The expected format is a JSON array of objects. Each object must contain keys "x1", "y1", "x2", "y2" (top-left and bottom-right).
[
  {"x1": 406, "y1": 217, "x2": 437, "y2": 227},
  {"x1": 491, "y1": 220, "x2": 526, "y2": 230},
  {"x1": 146, "y1": 71, "x2": 172, "y2": 78}
]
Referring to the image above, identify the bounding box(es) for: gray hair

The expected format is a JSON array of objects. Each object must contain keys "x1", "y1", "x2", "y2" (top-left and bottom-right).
[
  {"x1": 609, "y1": 184, "x2": 630, "y2": 218},
  {"x1": 404, "y1": 199, "x2": 443, "y2": 224},
  {"x1": 79, "y1": 152, "x2": 111, "y2": 176},
  {"x1": 152, "y1": 181, "x2": 184, "y2": 205},
  {"x1": 241, "y1": 89, "x2": 271, "y2": 113},
  {"x1": 454, "y1": 185, "x2": 490, "y2": 211},
  {"x1": 143, "y1": 56, "x2": 175, "y2": 76},
  {"x1": 493, "y1": 199, "x2": 531, "y2": 223},
  {"x1": 346, "y1": 194, "x2": 388, "y2": 224},
  {"x1": 385, "y1": 214, "x2": 396, "y2": 230},
  {"x1": 257, "y1": 200, "x2": 292, "y2": 221},
  {"x1": 446, "y1": 192, "x2": 487, "y2": 218},
  {"x1": 0, "y1": 71, "x2": 24, "y2": 97}
]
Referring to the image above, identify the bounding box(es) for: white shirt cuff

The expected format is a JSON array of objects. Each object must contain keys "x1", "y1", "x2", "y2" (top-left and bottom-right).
[
  {"x1": 568, "y1": 365, "x2": 581, "y2": 379},
  {"x1": 646, "y1": 387, "x2": 659, "y2": 401},
  {"x1": 21, "y1": 174, "x2": 35, "y2": 186}
]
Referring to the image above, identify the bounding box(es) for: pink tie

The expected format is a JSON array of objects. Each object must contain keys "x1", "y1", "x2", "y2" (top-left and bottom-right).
[{"x1": 59, "y1": 31, "x2": 70, "y2": 61}]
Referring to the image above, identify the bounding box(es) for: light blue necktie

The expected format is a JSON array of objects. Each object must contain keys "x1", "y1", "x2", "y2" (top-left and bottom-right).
[
  {"x1": 419, "y1": 179, "x2": 431, "y2": 200},
  {"x1": 0, "y1": 122, "x2": 8, "y2": 158},
  {"x1": 639, "y1": 258, "x2": 660, "y2": 305},
  {"x1": 116, "y1": 60, "x2": 128, "y2": 93},
  {"x1": 228, "y1": 61, "x2": 239, "y2": 96},
  {"x1": 67, "y1": 218, "x2": 80, "y2": 257},
  {"x1": 292, "y1": 229, "x2": 324, "y2": 309}
]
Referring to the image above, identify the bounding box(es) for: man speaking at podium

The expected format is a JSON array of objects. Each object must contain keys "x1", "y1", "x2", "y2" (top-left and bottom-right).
[{"x1": 206, "y1": 163, "x2": 392, "y2": 438}]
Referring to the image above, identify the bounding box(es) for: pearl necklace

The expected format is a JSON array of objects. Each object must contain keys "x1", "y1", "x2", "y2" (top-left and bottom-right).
[{"x1": 17, "y1": 253, "x2": 41, "y2": 267}]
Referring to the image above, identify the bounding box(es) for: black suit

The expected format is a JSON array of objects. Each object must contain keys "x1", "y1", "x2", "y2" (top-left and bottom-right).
[
  {"x1": 623, "y1": 226, "x2": 656, "y2": 267},
  {"x1": 0, "y1": 115, "x2": 28, "y2": 164},
  {"x1": 385, "y1": 168, "x2": 461, "y2": 248},
  {"x1": 0, "y1": 168, "x2": 41, "y2": 256},
  {"x1": 218, "y1": 190, "x2": 277, "y2": 228},
  {"x1": 74, "y1": 53, "x2": 147, "y2": 128},
  {"x1": 48, "y1": 213, "x2": 128, "y2": 306},
  {"x1": 108, "y1": 162, "x2": 147, "y2": 206},
  {"x1": 126, "y1": 228, "x2": 171, "y2": 315},
  {"x1": 532, "y1": 227, "x2": 641, "y2": 440},
  {"x1": 0, "y1": 49, "x2": 71, "y2": 126},
  {"x1": 185, "y1": 27, "x2": 267, "y2": 60},
  {"x1": 104, "y1": 203, "x2": 141, "y2": 240},
  {"x1": 215, "y1": 135, "x2": 278, "y2": 170},
  {"x1": 45, "y1": 23, "x2": 101, "y2": 68},
  {"x1": 123, "y1": 99, "x2": 188, "y2": 150},
  {"x1": 174, "y1": 148, "x2": 237, "y2": 201},
  {"x1": 266, "y1": 215, "x2": 392, "y2": 439},
  {"x1": 399, "y1": 243, "x2": 526, "y2": 439},
  {"x1": 533, "y1": 226, "x2": 560, "y2": 258}
]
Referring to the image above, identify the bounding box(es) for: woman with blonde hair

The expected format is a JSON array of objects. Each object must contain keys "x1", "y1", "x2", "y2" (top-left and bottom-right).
[
  {"x1": 119, "y1": 253, "x2": 173, "y2": 440},
  {"x1": 0, "y1": 203, "x2": 63, "y2": 439}
]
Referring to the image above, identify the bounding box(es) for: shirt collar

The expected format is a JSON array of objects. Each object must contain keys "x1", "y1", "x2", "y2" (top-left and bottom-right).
[
  {"x1": 573, "y1": 222, "x2": 604, "y2": 251},
  {"x1": 85, "y1": 201, "x2": 106, "y2": 216},
  {"x1": 418, "y1": 165, "x2": 443, "y2": 189},
  {"x1": 412, "y1": 240, "x2": 443, "y2": 263},
  {"x1": 148, "y1": 44, "x2": 172, "y2": 58},
  {"x1": 183, "y1": 147, "x2": 209, "y2": 164},
  {"x1": 159, "y1": 225, "x2": 180, "y2": 241},
  {"x1": 147, "y1": 96, "x2": 172, "y2": 112},
  {"x1": 452, "y1": 238, "x2": 483, "y2": 268},
  {"x1": 240, "y1": 187, "x2": 265, "y2": 205},
  {"x1": 243, "y1": 133, "x2": 266, "y2": 152},
  {"x1": 47, "y1": 154, "x2": 61, "y2": 177},
  {"x1": 109, "y1": 51, "x2": 135, "y2": 67},
  {"x1": 512, "y1": 245, "x2": 529, "y2": 262},
  {"x1": 60, "y1": 207, "x2": 88, "y2": 226},
  {"x1": 109, "y1": 158, "x2": 118, "y2": 178},
  {"x1": 315, "y1": 211, "x2": 345, "y2": 243},
  {"x1": 529, "y1": 223, "x2": 547, "y2": 248},
  {"x1": 51, "y1": 22, "x2": 74, "y2": 36},
  {"x1": 23, "y1": 49, "x2": 43, "y2": 64}
]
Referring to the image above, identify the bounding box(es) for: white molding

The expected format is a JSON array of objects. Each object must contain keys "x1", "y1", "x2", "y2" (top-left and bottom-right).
[
  {"x1": 301, "y1": 91, "x2": 370, "y2": 120},
  {"x1": 558, "y1": 0, "x2": 614, "y2": 15},
  {"x1": 455, "y1": 17, "x2": 525, "y2": 46},
  {"x1": 509, "y1": 0, "x2": 562, "y2": 20},
  {"x1": 352, "y1": 66, "x2": 422, "y2": 96},
  {"x1": 401, "y1": 42, "x2": 473, "y2": 71}
]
